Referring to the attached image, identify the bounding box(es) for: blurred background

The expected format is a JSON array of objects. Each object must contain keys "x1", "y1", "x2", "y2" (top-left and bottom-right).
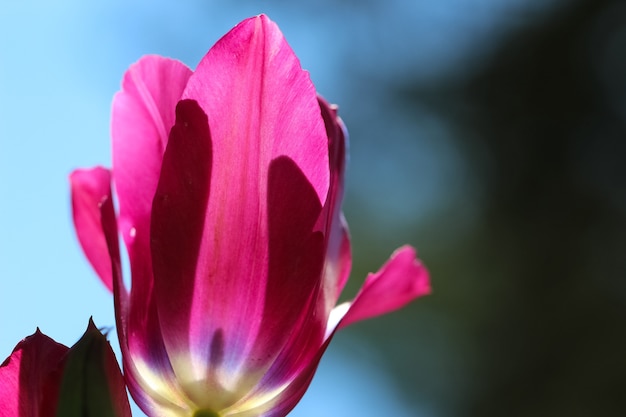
[{"x1": 1, "y1": 0, "x2": 625, "y2": 416}]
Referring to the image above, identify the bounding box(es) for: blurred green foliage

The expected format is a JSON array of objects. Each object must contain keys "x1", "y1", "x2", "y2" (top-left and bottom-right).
[{"x1": 337, "y1": 0, "x2": 626, "y2": 415}]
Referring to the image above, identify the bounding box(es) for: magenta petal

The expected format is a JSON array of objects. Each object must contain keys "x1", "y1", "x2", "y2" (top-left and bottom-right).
[
  {"x1": 318, "y1": 97, "x2": 348, "y2": 223},
  {"x1": 323, "y1": 216, "x2": 351, "y2": 311},
  {"x1": 233, "y1": 336, "x2": 333, "y2": 417},
  {"x1": 338, "y1": 246, "x2": 431, "y2": 329},
  {"x1": 0, "y1": 330, "x2": 69, "y2": 417},
  {"x1": 70, "y1": 167, "x2": 116, "y2": 291},
  {"x1": 245, "y1": 100, "x2": 351, "y2": 399},
  {"x1": 151, "y1": 99, "x2": 212, "y2": 361},
  {"x1": 167, "y1": 15, "x2": 329, "y2": 372},
  {"x1": 111, "y1": 56, "x2": 192, "y2": 406},
  {"x1": 182, "y1": 15, "x2": 329, "y2": 205},
  {"x1": 248, "y1": 156, "x2": 326, "y2": 372},
  {"x1": 151, "y1": 103, "x2": 327, "y2": 409},
  {"x1": 112, "y1": 55, "x2": 192, "y2": 246},
  {"x1": 318, "y1": 97, "x2": 352, "y2": 314},
  {"x1": 111, "y1": 55, "x2": 192, "y2": 311},
  {"x1": 262, "y1": 342, "x2": 329, "y2": 417}
]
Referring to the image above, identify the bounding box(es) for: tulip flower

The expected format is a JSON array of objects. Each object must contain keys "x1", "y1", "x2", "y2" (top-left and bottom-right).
[
  {"x1": 70, "y1": 14, "x2": 430, "y2": 417},
  {"x1": 0, "y1": 329, "x2": 67, "y2": 416},
  {"x1": 0, "y1": 320, "x2": 131, "y2": 417}
]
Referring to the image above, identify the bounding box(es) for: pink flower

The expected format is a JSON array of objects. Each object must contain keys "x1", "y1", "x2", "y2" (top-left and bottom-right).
[
  {"x1": 0, "y1": 330, "x2": 67, "y2": 416},
  {"x1": 70, "y1": 14, "x2": 430, "y2": 417},
  {"x1": 0, "y1": 322, "x2": 131, "y2": 417}
]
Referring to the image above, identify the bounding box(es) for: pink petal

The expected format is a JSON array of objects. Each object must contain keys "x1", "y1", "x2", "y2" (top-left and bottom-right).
[
  {"x1": 318, "y1": 97, "x2": 348, "y2": 226},
  {"x1": 110, "y1": 56, "x2": 192, "y2": 410},
  {"x1": 183, "y1": 13, "x2": 329, "y2": 357},
  {"x1": 70, "y1": 167, "x2": 116, "y2": 291},
  {"x1": 182, "y1": 14, "x2": 328, "y2": 204},
  {"x1": 150, "y1": 99, "x2": 213, "y2": 370},
  {"x1": 150, "y1": 102, "x2": 327, "y2": 407},
  {"x1": 261, "y1": 343, "x2": 328, "y2": 417},
  {"x1": 229, "y1": 336, "x2": 333, "y2": 417},
  {"x1": 112, "y1": 55, "x2": 192, "y2": 248},
  {"x1": 111, "y1": 55, "x2": 192, "y2": 330},
  {"x1": 337, "y1": 246, "x2": 431, "y2": 329},
  {"x1": 246, "y1": 99, "x2": 352, "y2": 399},
  {"x1": 151, "y1": 14, "x2": 329, "y2": 396},
  {"x1": 317, "y1": 97, "x2": 352, "y2": 315},
  {"x1": 0, "y1": 330, "x2": 68, "y2": 417}
]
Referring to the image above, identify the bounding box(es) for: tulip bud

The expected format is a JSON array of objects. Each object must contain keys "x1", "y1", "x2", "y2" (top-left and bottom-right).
[
  {"x1": 55, "y1": 318, "x2": 131, "y2": 417},
  {"x1": 0, "y1": 329, "x2": 68, "y2": 416}
]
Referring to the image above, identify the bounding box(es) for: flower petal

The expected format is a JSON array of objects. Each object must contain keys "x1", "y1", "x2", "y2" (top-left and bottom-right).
[
  {"x1": 182, "y1": 15, "x2": 329, "y2": 205},
  {"x1": 111, "y1": 56, "x2": 192, "y2": 340},
  {"x1": 0, "y1": 330, "x2": 68, "y2": 417},
  {"x1": 317, "y1": 97, "x2": 352, "y2": 315},
  {"x1": 150, "y1": 98, "x2": 213, "y2": 389},
  {"x1": 225, "y1": 335, "x2": 333, "y2": 417},
  {"x1": 246, "y1": 156, "x2": 326, "y2": 380},
  {"x1": 110, "y1": 56, "x2": 193, "y2": 414},
  {"x1": 112, "y1": 55, "x2": 192, "y2": 248},
  {"x1": 154, "y1": 14, "x2": 329, "y2": 386},
  {"x1": 241, "y1": 100, "x2": 352, "y2": 402},
  {"x1": 70, "y1": 167, "x2": 116, "y2": 291},
  {"x1": 337, "y1": 246, "x2": 431, "y2": 330},
  {"x1": 150, "y1": 100, "x2": 327, "y2": 409}
]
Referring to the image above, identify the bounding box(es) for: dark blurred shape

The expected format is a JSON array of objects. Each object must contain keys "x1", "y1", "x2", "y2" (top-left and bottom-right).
[{"x1": 386, "y1": 0, "x2": 626, "y2": 415}]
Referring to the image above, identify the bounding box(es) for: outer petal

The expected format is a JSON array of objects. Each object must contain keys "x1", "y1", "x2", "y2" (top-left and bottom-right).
[
  {"x1": 112, "y1": 55, "x2": 192, "y2": 250},
  {"x1": 151, "y1": 102, "x2": 326, "y2": 410},
  {"x1": 336, "y1": 246, "x2": 431, "y2": 330},
  {"x1": 317, "y1": 97, "x2": 352, "y2": 315},
  {"x1": 235, "y1": 100, "x2": 352, "y2": 408},
  {"x1": 70, "y1": 167, "x2": 115, "y2": 291},
  {"x1": 150, "y1": 99, "x2": 221, "y2": 409},
  {"x1": 222, "y1": 336, "x2": 333, "y2": 417},
  {"x1": 110, "y1": 56, "x2": 193, "y2": 414},
  {"x1": 111, "y1": 55, "x2": 192, "y2": 362},
  {"x1": 243, "y1": 248, "x2": 428, "y2": 415},
  {"x1": 0, "y1": 330, "x2": 68, "y2": 417}
]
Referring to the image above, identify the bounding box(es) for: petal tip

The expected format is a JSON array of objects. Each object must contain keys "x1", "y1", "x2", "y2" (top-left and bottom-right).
[{"x1": 336, "y1": 244, "x2": 431, "y2": 329}]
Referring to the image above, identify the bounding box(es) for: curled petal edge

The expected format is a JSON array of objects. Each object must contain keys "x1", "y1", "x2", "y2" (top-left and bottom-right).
[
  {"x1": 70, "y1": 167, "x2": 116, "y2": 292},
  {"x1": 329, "y1": 245, "x2": 430, "y2": 335}
]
